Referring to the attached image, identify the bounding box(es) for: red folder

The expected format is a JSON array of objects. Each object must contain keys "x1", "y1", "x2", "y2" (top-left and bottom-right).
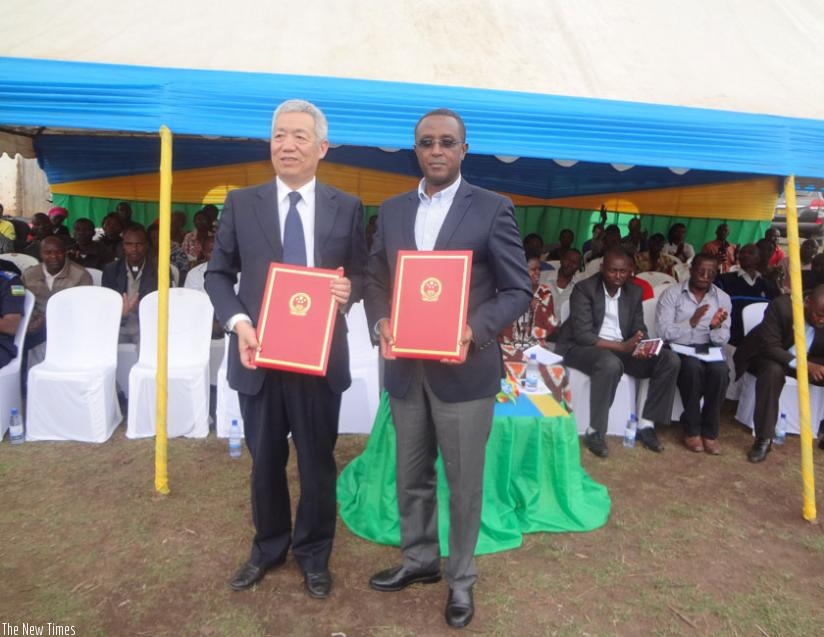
[
  {"x1": 254, "y1": 263, "x2": 339, "y2": 375},
  {"x1": 388, "y1": 250, "x2": 472, "y2": 361}
]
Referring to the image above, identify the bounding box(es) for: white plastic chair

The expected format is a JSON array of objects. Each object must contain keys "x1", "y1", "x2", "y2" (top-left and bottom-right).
[
  {"x1": 339, "y1": 301, "x2": 380, "y2": 434},
  {"x1": 3, "y1": 253, "x2": 38, "y2": 272},
  {"x1": 643, "y1": 297, "x2": 659, "y2": 338},
  {"x1": 127, "y1": 289, "x2": 213, "y2": 439},
  {"x1": 0, "y1": 291, "x2": 34, "y2": 439},
  {"x1": 735, "y1": 301, "x2": 824, "y2": 435},
  {"x1": 652, "y1": 283, "x2": 675, "y2": 298},
  {"x1": 26, "y1": 287, "x2": 123, "y2": 442},
  {"x1": 673, "y1": 262, "x2": 691, "y2": 283},
  {"x1": 635, "y1": 271, "x2": 677, "y2": 288},
  {"x1": 85, "y1": 267, "x2": 103, "y2": 286},
  {"x1": 215, "y1": 335, "x2": 243, "y2": 438},
  {"x1": 568, "y1": 369, "x2": 638, "y2": 436}
]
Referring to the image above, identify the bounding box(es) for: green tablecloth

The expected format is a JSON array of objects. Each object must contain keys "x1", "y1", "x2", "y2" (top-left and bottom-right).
[{"x1": 337, "y1": 392, "x2": 611, "y2": 555}]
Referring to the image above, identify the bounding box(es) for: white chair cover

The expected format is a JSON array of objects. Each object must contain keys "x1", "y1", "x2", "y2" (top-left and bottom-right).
[
  {"x1": 735, "y1": 300, "x2": 824, "y2": 435},
  {"x1": 215, "y1": 335, "x2": 244, "y2": 438},
  {"x1": 26, "y1": 287, "x2": 123, "y2": 442},
  {"x1": 85, "y1": 267, "x2": 103, "y2": 286},
  {"x1": 568, "y1": 368, "x2": 638, "y2": 436},
  {"x1": 3, "y1": 253, "x2": 38, "y2": 272},
  {"x1": 673, "y1": 262, "x2": 691, "y2": 283},
  {"x1": 127, "y1": 289, "x2": 212, "y2": 439},
  {"x1": 652, "y1": 283, "x2": 674, "y2": 298},
  {"x1": 0, "y1": 291, "x2": 34, "y2": 439},
  {"x1": 339, "y1": 301, "x2": 380, "y2": 434}
]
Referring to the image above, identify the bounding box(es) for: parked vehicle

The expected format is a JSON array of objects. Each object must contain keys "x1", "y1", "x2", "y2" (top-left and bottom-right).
[{"x1": 771, "y1": 189, "x2": 824, "y2": 239}]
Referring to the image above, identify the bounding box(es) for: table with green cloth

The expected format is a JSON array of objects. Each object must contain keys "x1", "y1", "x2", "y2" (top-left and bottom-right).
[{"x1": 337, "y1": 391, "x2": 611, "y2": 555}]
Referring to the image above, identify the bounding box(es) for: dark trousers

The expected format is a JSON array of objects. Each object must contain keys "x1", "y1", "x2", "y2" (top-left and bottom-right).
[
  {"x1": 563, "y1": 346, "x2": 680, "y2": 434},
  {"x1": 676, "y1": 356, "x2": 729, "y2": 439},
  {"x1": 238, "y1": 370, "x2": 341, "y2": 573},
  {"x1": 747, "y1": 357, "x2": 824, "y2": 439}
]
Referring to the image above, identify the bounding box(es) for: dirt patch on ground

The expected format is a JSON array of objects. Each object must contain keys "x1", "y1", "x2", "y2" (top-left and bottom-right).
[{"x1": 2, "y1": 401, "x2": 824, "y2": 636}]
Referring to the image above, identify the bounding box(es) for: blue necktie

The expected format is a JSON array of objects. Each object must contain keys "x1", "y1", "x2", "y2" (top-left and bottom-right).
[{"x1": 282, "y1": 191, "x2": 307, "y2": 266}]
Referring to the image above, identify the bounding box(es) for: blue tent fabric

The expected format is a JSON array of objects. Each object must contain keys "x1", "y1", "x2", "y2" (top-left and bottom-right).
[
  {"x1": 2, "y1": 56, "x2": 824, "y2": 178},
  {"x1": 31, "y1": 133, "x2": 768, "y2": 200}
]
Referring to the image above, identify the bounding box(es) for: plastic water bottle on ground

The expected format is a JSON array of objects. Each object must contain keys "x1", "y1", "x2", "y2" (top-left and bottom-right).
[
  {"x1": 623, "y1": 413, "x2": 637, "y2": 448},
  {"x1": 773, "y1": 413, "x2": 787, "y2": 445},
  {"x1": 9, "y1": 408, "x2": 23, "y2": 445},
  {"x1": 229, "y1": 419, "x2": 242, "y2": 458},
  {"x1": 524, "y1": 353, "x2": 539, "y2": 391}
]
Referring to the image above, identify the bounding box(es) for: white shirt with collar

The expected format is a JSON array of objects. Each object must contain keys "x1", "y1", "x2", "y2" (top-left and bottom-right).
[
  {"x1": 414, "y1": 176, "x2": 461, "y2": 250},
  {"x1": 276, "y1": 175, "x2": 316, "y2": 268},
  {"x1": 598, "y1": 283, "x2": 624, "y2": 341},
  {"x1": 226, "y1": 176, "x2": 318, "y2": 333}
]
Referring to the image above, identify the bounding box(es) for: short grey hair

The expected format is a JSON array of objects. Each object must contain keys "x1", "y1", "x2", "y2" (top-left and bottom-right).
[{"x1": 271, "y1": 99, "x2": 328, "y2": 144}]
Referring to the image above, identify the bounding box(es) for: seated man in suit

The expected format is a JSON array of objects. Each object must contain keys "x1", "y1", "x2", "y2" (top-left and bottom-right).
[
  {"x1": 656, "y1": 253, "x2": 731, "y2": 454},
  {"x1": 22, "y1": 235, "x2": 93, "y2": 352},
  {"x1": 733, "y1": 286, "x2": 824, "y2": 462},
  {"x1": 556, "y1": 248, "x2": 681, "y2": 457},
  {"x1": 101, "y1": 224, "x2": 160, "y2": 344}
]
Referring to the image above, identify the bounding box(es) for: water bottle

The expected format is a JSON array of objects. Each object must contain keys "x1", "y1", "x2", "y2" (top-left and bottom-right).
[
  {"x1": 773, "y1": 412, "x2": 787, "y2": 445},
  {"x1": 228, "y1": 419, "x2": 242, "y2": 458},
  {"x1": 524, "y1": 353, "x2": 539, "y2": 391},
  {"x1": 623, "y1": 413, "x2": 637, "y2": 448},
  {"x1": 8, "y1": 408, "x2": 23, "y2": 445}
]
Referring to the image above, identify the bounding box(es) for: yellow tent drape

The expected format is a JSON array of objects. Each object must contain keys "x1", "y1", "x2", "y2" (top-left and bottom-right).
[{"x1": 154, "y1": 126, "x2": 172, "y2": 496}]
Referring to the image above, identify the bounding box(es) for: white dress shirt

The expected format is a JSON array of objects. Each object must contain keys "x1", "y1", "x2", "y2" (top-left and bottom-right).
[
  {"x1": 598, "y1": 284, "x2": 624, "y2": 341},
  {"x1": 414, "y1": 176, "x2": 461, "y2": 250}
]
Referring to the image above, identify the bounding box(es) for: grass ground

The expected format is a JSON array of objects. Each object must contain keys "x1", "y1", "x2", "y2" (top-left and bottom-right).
[{"x1": 2, "y1": 402, "x2": 824, "y2": 637}]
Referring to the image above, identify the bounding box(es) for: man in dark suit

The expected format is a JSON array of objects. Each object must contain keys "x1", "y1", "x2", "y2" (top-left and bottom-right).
[
  {"x1": 555, "y1": 248, "x2": 681, "y2": 458},
  {"x1": 364, "y1": 108, "x2": 531, "y2": 629},
  {"x1": 733, "y1": 286, "x2": 824, "y2": 462},
  {"x1": 205, "y1": 100, "x2": 366, "y2": 599},
  {"x1": 101, "y1": 224, "x2": 160, "y2": 344}
]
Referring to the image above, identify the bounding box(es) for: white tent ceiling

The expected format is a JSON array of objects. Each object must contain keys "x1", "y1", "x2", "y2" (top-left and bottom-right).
[{"x1": 2, "y1": 0, "x2": 823, "y2": 120}]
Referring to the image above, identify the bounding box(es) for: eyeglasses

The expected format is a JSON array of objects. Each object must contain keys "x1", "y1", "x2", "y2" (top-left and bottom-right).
[{"x1": 415, "y1": 137, "x2": 464, "y2": 150}]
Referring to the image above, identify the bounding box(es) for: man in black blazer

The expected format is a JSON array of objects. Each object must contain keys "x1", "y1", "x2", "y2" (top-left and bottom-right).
[
  {"x1": 101, "y1": 224, "x2": 159, "y2": 344},
  {"x1": 364, "y1": 108, "x2": 531, "y2": 629},
  {"x1": 205, "y1": 100, "x2": 366, "y2": 598},
  {"x1": 555, "y1": 248, "x2": 680, "y2": 457},
  {"x1": 733, "y1": 286, "x2": 824, "y2": 462}
]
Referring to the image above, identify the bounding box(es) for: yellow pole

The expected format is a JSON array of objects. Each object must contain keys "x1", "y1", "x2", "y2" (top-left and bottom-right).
[
  {"x1": 784, "y1": 175, "x2": 816, "y2": 522},
  {"x1": 155, "y1": 125, "x2": 173, "y2": 495}
]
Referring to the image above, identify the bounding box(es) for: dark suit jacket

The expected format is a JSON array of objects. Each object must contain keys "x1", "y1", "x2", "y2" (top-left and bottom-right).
[
  {"x1": 733, "y1": 294, "x2": 824, "y2": 379},
  {"x1": 205, "y1": 179, "x2": 366, "y2": 396},
  {"x1": 101, "y1": 257, "x2": 160, "y2": 301},
  {"x1": 364, "y1": 179, "x2": 531, "y2": 402},
  {"x1": 554, "y1": 272, "x2": 646, "y2": 355}
]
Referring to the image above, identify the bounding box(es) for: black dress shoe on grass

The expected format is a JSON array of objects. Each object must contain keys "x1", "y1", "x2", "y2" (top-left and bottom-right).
[
  {"x1": 584, "y1": 431, "x2": 608, "y2": 458},
  {"x1": 445, "y1": 587, "x2": 474, "y2": 628},
  {"x1": 369, "y1": 564, "x2": 442, "y2": 592},
  {"x1": 637, "y1": 427, "x2": 664, "y2": 452},
  {"x1": 230, "y1": 561, "x2": 268, "y2": 591},
  {"x1": 748, "y1": 437, "x2": 772, "y2": 463},
  {"x1": 304, "y1": 570, "x2": 332, "y2": 599}
]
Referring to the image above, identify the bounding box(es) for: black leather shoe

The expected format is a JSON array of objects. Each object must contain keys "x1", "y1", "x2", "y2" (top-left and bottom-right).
[
  {"x1": 584, "y1": 431, "x2": 608, "y2": 458},
  {"x1": 304, "y1": 570, "x2": 332, "y2": 599},
  {"x1": 230, "y1": 561, "x2": 269, "y2": 591},
  {"x1": 369, "y1": 564, "x2": 442, "y2": 592},
  {"x1": 637, "y1": 427, "x2": 664, "y2": 452},
  {"x1": 445, "y1": 587, "x2": 474, "y2": 628},
  {"x1": 748, "y1": 437, "x2": 772, "y2": 463}
]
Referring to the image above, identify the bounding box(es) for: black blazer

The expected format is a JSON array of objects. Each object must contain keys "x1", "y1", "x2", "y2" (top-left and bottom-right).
[
  {"x1": 205, "y1": 179, "x2": 366, "y2": 396},
  {"x1": 734, "y1": 294, "x2": 824, "y2": 379},
  {"x1": 554, "y1": 273, "x2": 646, "y2": 355},
  {"x1": 364, "y1": 179, "x2": 531, "y2": 402}
]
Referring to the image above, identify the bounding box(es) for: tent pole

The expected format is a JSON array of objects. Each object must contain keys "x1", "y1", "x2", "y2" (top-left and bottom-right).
[
  {"x1": 154, "y1": 125, "x2": 173, "y2": 496},
  {"x1": 783, "y1": 175, "x2": 816, "y2": 522}
]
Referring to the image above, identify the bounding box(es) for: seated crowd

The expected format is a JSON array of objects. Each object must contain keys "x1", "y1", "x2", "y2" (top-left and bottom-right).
[
  {"x1": 506, "y1": 219, "x2": 824, "y2": 464},
  {"x1": 2, "y1": 201, "x2": 824, "y2": 467}
]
